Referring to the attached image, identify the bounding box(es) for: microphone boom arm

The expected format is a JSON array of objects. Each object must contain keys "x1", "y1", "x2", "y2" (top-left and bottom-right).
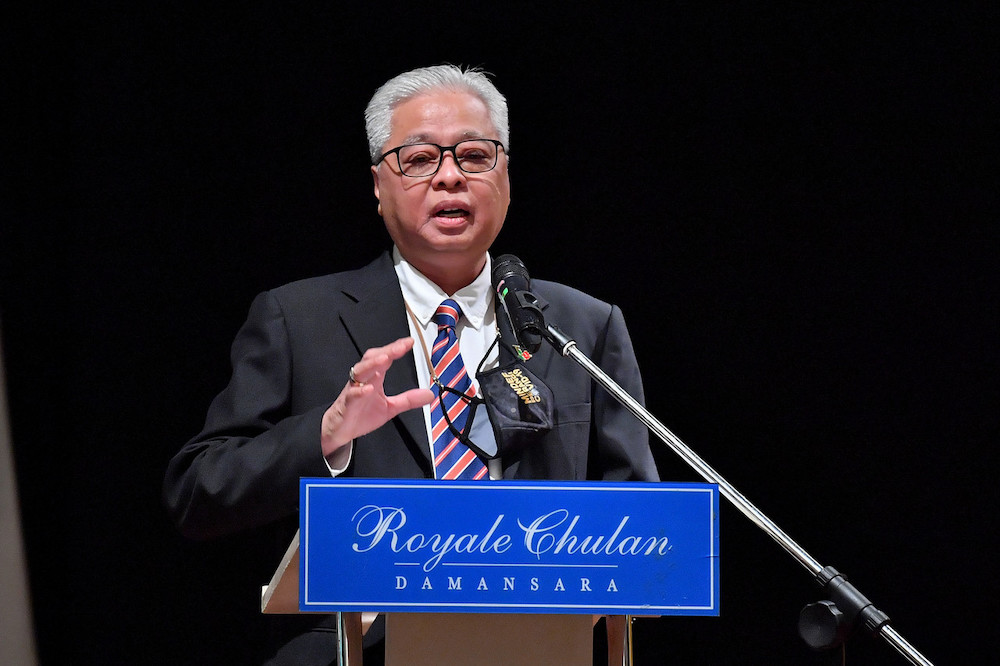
[{"x1": 544, "y1": 323, "x2": 934, "y2": 666}]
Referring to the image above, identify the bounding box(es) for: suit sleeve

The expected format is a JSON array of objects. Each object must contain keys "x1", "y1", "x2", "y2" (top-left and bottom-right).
[
  {"x1": 162, "y1": 291, "x2": 334, "y2": 540},
  {"x1": 589, "y1": 304, "x2": 660, "y2": 481}
]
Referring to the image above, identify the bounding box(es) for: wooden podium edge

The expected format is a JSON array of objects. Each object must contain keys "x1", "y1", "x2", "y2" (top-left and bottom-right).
[{"x1": 261, "y1": 529, "x2": 301, "y2": 614}]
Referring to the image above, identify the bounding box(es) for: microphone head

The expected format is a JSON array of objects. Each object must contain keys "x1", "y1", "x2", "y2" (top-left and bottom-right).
[
  {"x1": 491, "y1": 254, "x2": 543, "y2": 354},
  {"x1": 492, "y1": 254, "x2": 530, "y2": 292}
]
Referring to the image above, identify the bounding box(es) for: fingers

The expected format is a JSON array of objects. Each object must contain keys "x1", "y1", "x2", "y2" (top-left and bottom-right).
[
  {"x1": 381, "y1": 336, "x2": 418, "y2": 360},
  {"x1": 384, "y1": 388, "x2": 435, "y2": 416},
  {"x1": 347, "y1": 337, "x2": 416, "y2": 388}
]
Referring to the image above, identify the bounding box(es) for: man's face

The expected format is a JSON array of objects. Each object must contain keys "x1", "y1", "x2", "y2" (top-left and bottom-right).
[{"x1": 372, "y1": 90, "x2": 510, "y2": 282}]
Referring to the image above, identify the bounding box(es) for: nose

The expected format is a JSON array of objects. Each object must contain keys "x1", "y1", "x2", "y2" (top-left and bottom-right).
[{"x1": 432, "y1": 149, "x2": 467, "y2": 188}]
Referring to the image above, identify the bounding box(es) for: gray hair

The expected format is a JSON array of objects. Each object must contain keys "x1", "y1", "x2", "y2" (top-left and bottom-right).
[{"x1": 364, "y1": 64, "x2": 509, "y2": 162}]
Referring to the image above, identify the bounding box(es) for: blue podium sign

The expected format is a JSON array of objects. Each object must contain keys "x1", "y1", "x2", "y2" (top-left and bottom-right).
[{"x1": 300, "y1": 479, "x2": 719, "y2": 615}]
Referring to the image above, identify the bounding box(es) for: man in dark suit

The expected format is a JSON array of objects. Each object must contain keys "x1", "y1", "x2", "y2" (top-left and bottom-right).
[{"x1": 164, "y1": 64, "x2": 657, "y2": 663}]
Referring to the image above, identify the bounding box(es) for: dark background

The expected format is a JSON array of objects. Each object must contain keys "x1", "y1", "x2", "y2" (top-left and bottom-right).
[{"x1": 5, "y1": 3, "x2": 997, "y2": 664}]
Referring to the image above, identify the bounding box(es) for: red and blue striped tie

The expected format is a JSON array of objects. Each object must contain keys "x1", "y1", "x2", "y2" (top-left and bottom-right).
[{"x1": 430, "y1": 299, "x2": 488, "y2": 480}]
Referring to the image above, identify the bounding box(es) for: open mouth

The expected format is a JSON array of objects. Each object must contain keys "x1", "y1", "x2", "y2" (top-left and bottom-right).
[{"x1": 434, "y1": 207, "x2": 470, "y2": 219}]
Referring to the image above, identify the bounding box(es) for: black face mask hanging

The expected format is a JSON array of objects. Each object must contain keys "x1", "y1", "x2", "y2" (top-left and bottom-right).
[{"x1": 476, "y1": 339, "x2": 554, "y2": 459}]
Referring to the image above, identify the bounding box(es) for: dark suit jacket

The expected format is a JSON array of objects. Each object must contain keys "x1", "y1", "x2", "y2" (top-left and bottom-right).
[
  {"x1": 164, "y1": 251, "x2": 657, "y2": 541},
  {"x1": 162, "y1": 251, "x2": 658, "y2": 662}
]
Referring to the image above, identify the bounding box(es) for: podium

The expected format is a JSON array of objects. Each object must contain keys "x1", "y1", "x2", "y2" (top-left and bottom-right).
[
  {"x1": 261, "y1": 479, "x2": 720, "y2": 665},
  {"x1": 262, "y1": 531, "x2": 626, "y2": 665}
]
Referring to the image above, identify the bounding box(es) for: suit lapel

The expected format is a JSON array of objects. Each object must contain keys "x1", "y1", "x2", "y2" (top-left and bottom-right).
[{"x1": 338, "y1": 253, "x2": 430, "y2": 465}]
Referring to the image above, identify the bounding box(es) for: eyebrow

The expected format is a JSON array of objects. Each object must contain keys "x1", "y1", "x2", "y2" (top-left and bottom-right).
[{"x1": 400, "y1": 130, "x2": 487, "y2": 146}]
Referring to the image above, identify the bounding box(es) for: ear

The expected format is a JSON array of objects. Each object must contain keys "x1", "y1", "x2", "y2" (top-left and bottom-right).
[{"x1": 371, "y1": 165, "x2": 381, "y2": 202}]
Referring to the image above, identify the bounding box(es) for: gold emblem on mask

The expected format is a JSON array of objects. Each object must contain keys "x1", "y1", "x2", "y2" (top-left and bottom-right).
[{"x1": 501, "y1": 368, "x2": 542, "y2": 405}]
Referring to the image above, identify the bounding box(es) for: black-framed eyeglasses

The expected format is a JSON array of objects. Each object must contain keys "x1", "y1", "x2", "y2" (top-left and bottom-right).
[{"x1": 373, "y1": 139, "x2": 505, "y2": 178}]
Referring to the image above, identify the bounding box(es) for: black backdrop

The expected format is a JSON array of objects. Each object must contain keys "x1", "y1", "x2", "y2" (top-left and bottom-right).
[{"x1": 5, "y1": 3, "x2": 997, "y2": 664}]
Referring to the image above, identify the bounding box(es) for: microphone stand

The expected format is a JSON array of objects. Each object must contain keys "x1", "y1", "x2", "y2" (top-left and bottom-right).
[{"x1": 543, "y1": 323, "x2": 934, "y2": 666}]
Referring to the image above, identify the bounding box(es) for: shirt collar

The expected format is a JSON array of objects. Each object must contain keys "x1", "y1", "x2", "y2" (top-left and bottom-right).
[{"x1": 392, "y1": 246, "x2": 493, "y2": 330}]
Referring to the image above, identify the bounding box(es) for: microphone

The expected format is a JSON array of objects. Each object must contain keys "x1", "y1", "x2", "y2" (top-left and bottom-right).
[{"x1": 492, "y1": 254, "x2": 544, "y2": 354}]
